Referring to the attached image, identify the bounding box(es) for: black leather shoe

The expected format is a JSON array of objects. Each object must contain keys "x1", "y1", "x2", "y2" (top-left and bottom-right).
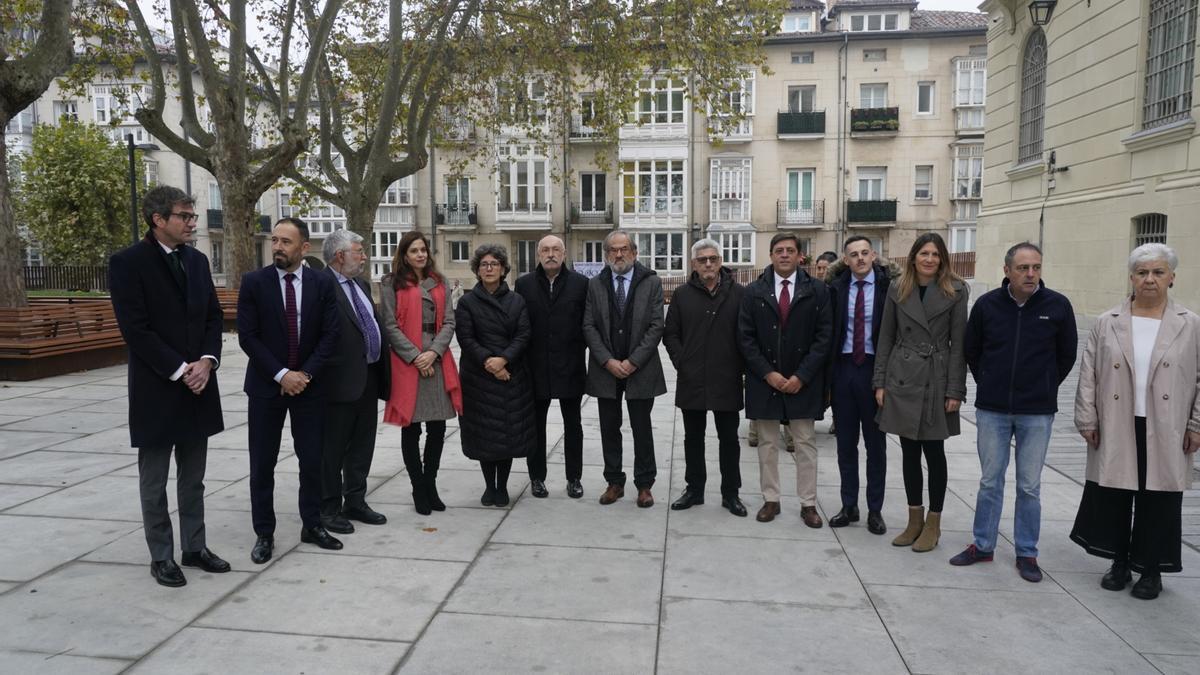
[
  {"x1": 829, "y1": 505, "x2": 860, "y2": 528},
  {"x1": 181, "y1": 548, "x2": 231, "y2": 573},
  {"x1": 321, "y1": 514, "x2": 355, "y2": 534},
  {"x1": 151, "y1": 559, "x2": 187, "y2": 587},
  {"x1": 494, "y1": 487, "x2": 511, "y2": 507},
  {"x1": 566, "y1": 480, "x2": 584, "y2": 499},
  {"x1": 1130, "y1": 573, "x2": 1162, "y2": 600},
  {"x1": 342, "y1": 504, "x2": 387, "y2": 525},
  {"x1": 1101, "y1": 561, "x2": 1133, "y2": 591},
  {"x1": 530, "y1": 480, "x2": 549, "y2": 498},
  {"x1": 866, "y1": 510, "x2": 887, "y2": 535},
  {"x1": 250, "y1": 536, "x2": 273, "y2": 565},
  {"x1": 300, "y1": 525, "x2": 344, "y2": 550},
  {"x1": 722, "y1": 496, "x2": 748, "y2": 517},
  {"x1": 671, "y1": 489, "x2": 705, "y2": 510}
]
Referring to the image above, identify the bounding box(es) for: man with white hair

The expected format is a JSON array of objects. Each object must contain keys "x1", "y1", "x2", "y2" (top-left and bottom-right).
[{"x1": 318, "y1": 228, "x2": 391, "y2": 534}]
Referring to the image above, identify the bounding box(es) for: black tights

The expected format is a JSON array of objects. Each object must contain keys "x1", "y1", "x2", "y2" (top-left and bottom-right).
[
  {"x1": 400, "y1": 421, "x2": 446, "y2": 482},
  {"x1": 480, "y1": 459, "x2": 512, "y2": 491},
  {"x1": 900, "y1": 437, "x2": 946, "y2": 513}
]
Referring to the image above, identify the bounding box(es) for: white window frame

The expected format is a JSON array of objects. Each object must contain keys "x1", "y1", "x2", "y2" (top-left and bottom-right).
[
  {"x1": 515, "y1": 239, "x2": 538, "y2": 274},
  {"x1": 950, "y1": 226, "x2": 976, "y2": 253},
  {"x1": 210, "y1": 240, "x2": 224, "y2": 274},
  {"x1": 917, "y1": 81, "x2": 936, "y2": 115},
  {"x1": 791, "y1": 51, "x2": 814, "y2": 64},
  {"x1": 633, "y1": 77, "x2": 687, "y2": 125},
  {"x1": 710, "y1": 158, "x2": 752, "y2": 222},
  {"x1": 53, "y1": 100, "x2": 78, "y2": 121},
  {"x1": 634, "y1": 231, "x2": 686, "y2": 274},
  {"x1": 860, "y1": 83, "x2": 888, "y2": 109},
  {"x1": 1142, "y1": 0, "x2": 1198, "y2": 129},
  {"x1": 781, "y1": 14, "x2": 813, "y2": 33},
  {"x1": 787, "y1": 85, "x2": 816, "y2": 113},
  {"x1": 373, "y1": 230, "x2": 400, "y2": 263},
  {"x1": 856, "y1": 167, "x2": 887, "y2": 201},
  {"x1": 955, "y1": 58, "x2": 987, "y2": 106},
  {"x1": 580, "y1": 172, "x2": 607, "y2": 213},
  {"x1": 954, "y1": 144, "x2": 984, "y2": 200},
  {"x1": 584, "y1": 240, "x2": 605, "y2": 263},
  {"x1": 144, "y1": 159, "x2": 158, "y2": 188},
  {"x1": 715, "y1": 231, "x2": 754, "y2": 266},
  {"x1": 383, "y1": 176, "x2": 415, "y2": 206},
  {"x1": 449, "y1": 240, "x2": 471, "y2": 262},
  {"x1": 914, "y1": 165, "x2": 933, "y2": 201},
  {"x1": 849, "y1": 12, "x2": 899, "y2": 32},
  {"x1": 621, "y1": 160, "x2": 685, "y2": 215}
]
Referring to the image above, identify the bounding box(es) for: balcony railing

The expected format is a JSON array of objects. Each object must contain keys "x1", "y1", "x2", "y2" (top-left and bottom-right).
[
  {"x1": 709, "y1": 116, "x2": 753, "y2": 140},
  {"x1": 777, "y1": 111, "x2": 825, "y2": 136},
  {"x1": 569, "y1": 114, "x2": 602, "y2": 140},
  {"x1": 441, "y1": 120, "x2": 476, "y2": 142},
  {"x1": 436, "y1": 203, "x2": 477, "y2": 226},
  {"x1": 570, "y1": 201, "x2": 613, "y2": 226},
  {"x1": 850, "y1": 107, "x2": 900, "y2": 133},
  {"x1": 497, "y1": 201, "x2": 552, "y2": 217},
  {"x1": 955, "y1": 107, "x2": 985, "y2": 134},
  {"x1": 846, "y1": 199, "x2": 898, "y2": 223},
  {"x1": 776, "y1": 199, "x2": 825, "y2": 227},
  {"x1": 207, "y1": 209, "x2": 223, "y2": 230}
]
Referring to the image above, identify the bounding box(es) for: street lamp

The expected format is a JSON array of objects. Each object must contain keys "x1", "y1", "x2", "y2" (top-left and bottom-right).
[
  {"x1": 127, "y1": 134, "x2": 159, "y2": 244},
  {"x1": 1029, "y1": 0, "x2": 1057, "y2": 26}
]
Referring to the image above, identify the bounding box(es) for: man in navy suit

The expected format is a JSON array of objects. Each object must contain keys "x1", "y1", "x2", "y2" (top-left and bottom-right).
[
  {"x1": 826, "y1": 236, "x2": 891, "y2": 534},
  {"x1": 237, "y1": 217, "x2": 341, "y2": 563},
  {"x1": 109, "y1": 185, "x2": 230, "y2": 587}
]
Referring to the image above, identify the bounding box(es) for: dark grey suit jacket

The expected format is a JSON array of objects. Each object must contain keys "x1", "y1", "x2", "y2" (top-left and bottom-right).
[{"x1": 322, "y1": 269, "x2": 391, "y2": 404}]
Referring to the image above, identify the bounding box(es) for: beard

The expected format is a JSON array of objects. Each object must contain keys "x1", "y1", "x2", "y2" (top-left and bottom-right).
[{"x1": 609, "y1": 259, "x2": 633, "y2": 274}]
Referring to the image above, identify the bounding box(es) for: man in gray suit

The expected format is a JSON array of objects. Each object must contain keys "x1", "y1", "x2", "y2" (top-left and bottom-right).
[
  {"x1": 582, "y1": 230, "x2": 666, "y2": 508},
  {"x1": 319, "y1": 229, "x2": 391, "y2": 534}
]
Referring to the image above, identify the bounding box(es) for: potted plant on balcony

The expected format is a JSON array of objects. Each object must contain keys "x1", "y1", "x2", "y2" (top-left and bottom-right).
[
  {"x1": 852, "y1": 120, "x2": 869, "y2": 131},
  {"x1": 885, "y1": 119, "x2": 899, "y2": 131},
  {"x1": 869, "y1": 119, "x2": 886, "y2": 131}
]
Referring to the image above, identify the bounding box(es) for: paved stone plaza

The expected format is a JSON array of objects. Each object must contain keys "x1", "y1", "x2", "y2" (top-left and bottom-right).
[{"x1": 0, "y1": 334, "x2": 1197, "y2": 674}]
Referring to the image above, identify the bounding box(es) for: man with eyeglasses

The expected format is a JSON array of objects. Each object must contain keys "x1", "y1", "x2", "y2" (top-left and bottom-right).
[
  {"x1": 582, "y1": 229, "x2": 666, "y2": 507},
  {"x1": 109, "y1": 185, "x2": 229, "y2": 587},
  {"x1": 663, "y1": 239, "x2": 747, "y2": 516}
]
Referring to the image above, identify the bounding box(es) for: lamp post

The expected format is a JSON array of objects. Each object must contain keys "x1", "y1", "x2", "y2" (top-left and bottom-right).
[
  {"x1": 1029, "y1": 0, "x2": 1057, "y2": 26},
  {"x1": 127, "y1": 134, "x2": 138, "y2": 245}
]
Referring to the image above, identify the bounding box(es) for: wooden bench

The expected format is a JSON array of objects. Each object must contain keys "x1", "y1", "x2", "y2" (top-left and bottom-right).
[
  {"x1": 0, "y1": 299, "x2": 127, "y2": 381},
  {"x1": 215, "y1": 288, "x2": 238, "y2": 330}
]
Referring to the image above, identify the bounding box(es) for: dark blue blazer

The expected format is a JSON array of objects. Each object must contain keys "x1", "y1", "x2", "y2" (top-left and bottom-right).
[
  {"x1": 237, "y1": 264, "x2": 340, "y2": 399},
  {"x1": 828, "y1": 263, "x2": 892, "y2": 356},
  {"x1": 109, "y1": 235, "x2": 225, "y2": 447}
]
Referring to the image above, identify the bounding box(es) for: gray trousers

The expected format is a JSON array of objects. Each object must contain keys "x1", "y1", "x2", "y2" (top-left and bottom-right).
[{"x1": 138, "y1": 438, "x2": 208, "y2": 561}]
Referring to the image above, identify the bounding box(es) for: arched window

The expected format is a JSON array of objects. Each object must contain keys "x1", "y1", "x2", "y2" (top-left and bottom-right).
[{"x1": 1018, "y1": 29, "x2": 1047, "y2": 164}]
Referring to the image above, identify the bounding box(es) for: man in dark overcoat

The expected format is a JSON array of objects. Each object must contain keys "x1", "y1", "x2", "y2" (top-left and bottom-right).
[
  {"x1": 582, "y1": 229, "x2": 667, "y2": 508},
  {"x1": 663, "y1": 238, "x2": 747, "y2": 516},
  {"x1": 109, "y1": 185, "x2": 229, "y2": 587},
  {"x1": 515, "y1": 235, "x2": 589, "y2": 499},
  {"x1": 739, "y1": 232, "x2": 832, "y2": 528},
  {"x1": 318, "y1": 229, "x2": 391, "y2": 535}
]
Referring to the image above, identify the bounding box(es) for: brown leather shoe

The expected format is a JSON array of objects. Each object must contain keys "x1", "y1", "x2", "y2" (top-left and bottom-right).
[
  {"x1": 636, "y1": 488, "x2": 654, "y2": 508},
  {"x1": 599, "y1": 484, "x2": 625, "y2": 505},
  {"x1": 800, "y1": 506, "x2": 823, "y2": 529},
  {"x1": 756, "y1": 501, "x2": 781, "y2": 522}
]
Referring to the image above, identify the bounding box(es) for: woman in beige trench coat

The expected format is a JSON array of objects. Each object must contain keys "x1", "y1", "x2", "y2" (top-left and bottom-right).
[
  {"x1": 1071, "y1": 243, "x2": 1200, "y2": 600},
  {"x1": 873, "y1": 233, "x2": 969, "y2": 553}
]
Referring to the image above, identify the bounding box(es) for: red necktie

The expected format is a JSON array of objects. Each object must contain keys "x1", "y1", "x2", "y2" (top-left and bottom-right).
[
  {"x1": 778, "y1": 279, "x2": 791, "y2": 325},
  {"x1": 853, "y1": 279, "x2": 867, "y2": 365},
  {"x1": 284, "y1": 273, "x2": 299, "y2": 370}
]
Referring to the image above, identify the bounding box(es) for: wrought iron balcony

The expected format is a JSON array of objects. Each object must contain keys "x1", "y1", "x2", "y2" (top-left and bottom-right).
[
  {"x1": 436, "y1": 203, "x2": 477, "y2": 227},
  {"x1": 207, "y1": 209, "x2": 223, "y2": 230},
  {"x1": 846, "y1": 199, "x2": 897, "y2": 223},
  {"x1": 570, "y1": 202, "x2": 613, "y2": 226},
  {"x1": 776, "y1": 111, "x2": 825, "y2": 136},
  {"x1": 850, "y1": 107, "x2": 900, "y2": 134},
  {"x1": 775, "y1": 199, "x2": 824, "y2": 227}
]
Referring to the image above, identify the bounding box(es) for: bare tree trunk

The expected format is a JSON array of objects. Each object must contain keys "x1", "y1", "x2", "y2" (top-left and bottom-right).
[
  {"x1": 344, "y1": 180, "x2": 381, "y2": 259},
  {"x1": 0, "y1": 137, "x2": 30, "y2": 307},
  {"x1": 220, "y1": 188, "x2": 262, "y2": 287}
]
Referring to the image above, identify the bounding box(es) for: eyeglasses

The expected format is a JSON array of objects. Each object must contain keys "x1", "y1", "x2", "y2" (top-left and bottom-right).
[
  {"x1": 694, "y1": 255, "x2": 721, "y2": 265},
  {"x1": 478, "y1": 261, "x2": 503, "y2": 269},
  {"x1": 169, "y1": 212, "x2": 199, "y2": 224}
]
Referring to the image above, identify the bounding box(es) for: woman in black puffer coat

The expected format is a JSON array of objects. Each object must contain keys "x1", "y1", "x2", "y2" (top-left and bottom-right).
[{"x1": 455, "y1": 244, "x2": 535, "y2": 506}]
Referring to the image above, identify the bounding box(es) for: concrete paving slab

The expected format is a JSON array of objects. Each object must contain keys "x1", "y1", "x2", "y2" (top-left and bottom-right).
[
  {"x1": 0, "y1": 514, "x2": 136, "y2": 581},
  {"x1": 667, "y1": 494, "x2": 835, "y2": 542},
  {"x1": 999, "y1": 519, "x2": 1200, "y2": 577},
  {"x1": 948, "y1": 477, "x2": 1085, "y2": 522},
  {"x1": 0, "y1": 385, "x2": 54, "y2": 400},
  {"x1": 1145, "y1": 654, "x2": 1200, "y2": 674},
  {"x1": 0, "y1": 484, "x2": 57, "y2": 511},
  {"x1": 0, "y1": 450, "x2": 135, "y2": 487},
  {"x1": 70, "y1": 398, "x2": 130, "y2": 415},
  {"x1": 197, "y1": 552, "x2": 465, "y2": 642},
  {"x1": 369, "y1": 469, "x2": 528, "y2": 510},
  {"x1": 0, "y1": 414, "x2": 28, "y2": 425},
  {"x1": 445, "y1": 543, "x2": 662, "y2": 624},
  {"x1": 82, "y1": 508, "x2": 303, "y2": 571},
  {"x1": 0, "y1": 582, "x2": 13, "y2": 594},
  {"x1": 0, "y1": 430, "x2": 84, "y2": 459},
  {"x1": 8, "y1": 475, "x2": 232, "y2": 522},
  {"x1": 1054, "y1": 572, "x2": 1200, "y2": 655},
  {"x1": 128, "y1": 626, "x2": 409, "y2": 675},
  {"x1": 0, "y1": 395, "x2": 91, "y2": 417},
  {"x1": 657, "y1": 597, "x2": 907, "y2": 674},
  {"x1": 663, "y1": 533, "x2": 870, "y2": 609},
  {"x1": 28, "y1": 384, "x2": 129, "y2": 401},
  {"x1": 0, "y1": 561, "x2": 251, "y2": 660},
  {"x1": 400, "y1": 612, "x2": 656, "y2": 674},
  {"x1": 0, "y1": 651, "x2": 129, "y2": 674},
  {"x1": 204, "y1": 471, "x2": 298, "y2": 513},
  {"x1": 314, "y1": 506, "x2": 504, "y2": 562},
  {"x1": 40, "y1": 427, "x2": 135, "y2": 453},
  {"x1": 4, "y1": 411, "x2": 127, "y2": 435},
  {"x1": 110, "y1": 447, "x2": 251, "y2": 483},
  {"x1": 868, "y1": 584, "x2": 1157, "y2": 673},
  {"x1": 492, "y1": 489, "x2": 668, "y2": 551}
]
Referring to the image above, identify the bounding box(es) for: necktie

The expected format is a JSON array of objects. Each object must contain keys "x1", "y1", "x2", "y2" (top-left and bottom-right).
[
  {"x1": 615, "y1": 275, "x2": 627, "y2": 315},
  {"x1": 778, "y1": 279, "x2": 791, "y2": 325},
  {"x1": 168, "y1": 249, "x2": 187, "y2": 289},
  {"x1": 853, "y1": 279, "x2": 867, "y2": 366},
  {"x1": 345, "y1": 279, "x2": 381, "y2": 363},
  {"x1": 284, "y1": 273, "x2": 299, "y2": 370}
]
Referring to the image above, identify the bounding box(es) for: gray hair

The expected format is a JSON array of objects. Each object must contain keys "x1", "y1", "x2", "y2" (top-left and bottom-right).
[
  {"x1": 691, "y1": 238, "x2": 721, "y2": 258},
  {"x1": 603, "y1": 229, "x2": 636, "y2": 252},
  {"x1": 1004, "y1": 241, "x2": 1042, "y2": 268},
  {"x1": 322, "y1": 228, "x2": 364, "y2": 262},
  {"x1": 1128, "y1": 243, "x2": 1178, "y2": 272},
  {"x1": 470, "y1": 243, "x2": 511, "y2": 276}
]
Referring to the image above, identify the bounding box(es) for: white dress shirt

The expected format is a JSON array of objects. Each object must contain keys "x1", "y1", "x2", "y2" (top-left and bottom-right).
[
  {"x1": 155, "y1": 239, "x2": 218, "y2": 381},
  {"x1": 842, "y1": 268, "x2": 876, "y2": 355},
  {"x1": 773, "y1": 269, "x2": 798, "y2": 307}
]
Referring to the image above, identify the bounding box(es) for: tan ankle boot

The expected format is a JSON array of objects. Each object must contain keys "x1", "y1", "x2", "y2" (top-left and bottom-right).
[
  {"x1": 912, "y1": 511, "x2": 941, "y2": 552},
  {"x1": 892, "y1": 506, "x2": 924, "y2": 547}
]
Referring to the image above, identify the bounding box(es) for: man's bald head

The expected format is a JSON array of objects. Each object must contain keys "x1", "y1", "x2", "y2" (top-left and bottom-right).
[{"x1": 537, "y1": 235, "x2": 566, "y2": 277}]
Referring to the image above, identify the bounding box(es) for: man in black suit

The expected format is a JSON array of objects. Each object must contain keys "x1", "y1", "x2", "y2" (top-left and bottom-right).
[
  {"x1": 318, "y1": 229, "x2": 390, "y2": 534},
  {"x1": 109, "y1": 185, "x2": 230, "y2": 587},
  {"x1": 514, "y1": 235, "x2": 589, "y2": 499},
  {"x1": 237, "y1": 217, "x2": 341, "y2": 563}
]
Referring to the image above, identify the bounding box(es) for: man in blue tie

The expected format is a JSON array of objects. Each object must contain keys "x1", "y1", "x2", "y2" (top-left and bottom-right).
[{"x1": 319, "y1": 229, "x2": 391, "y2": 534}]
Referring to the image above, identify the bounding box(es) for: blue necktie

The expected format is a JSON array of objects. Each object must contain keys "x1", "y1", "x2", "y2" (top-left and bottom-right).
[{"x1": 344, "y1": 279, "x2": 381, "y2": 363}]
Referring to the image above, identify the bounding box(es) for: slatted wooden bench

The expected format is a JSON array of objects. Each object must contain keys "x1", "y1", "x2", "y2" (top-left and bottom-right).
[
  {"x1": 215, "y1": 288, "x2": 239, "y2": 330},
  {"x1": 0, "y1": 299, "x2": 127, "y2": 381}
]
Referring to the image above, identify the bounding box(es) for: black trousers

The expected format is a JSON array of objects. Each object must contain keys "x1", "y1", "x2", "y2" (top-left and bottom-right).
[
  {"x1": 832, "y1": 355, "x2": 887, "y2": 511},
  {"x1": 138, "y1": 438, "x2": 208, "y2": 561},
  {"x1": 597, "y1": 384, "x2": 656, "y2": 489},
  {"x1": 529, "y1": 396, "x2": 583, "y2": 482},
  {"x1": 248, "y1": 395, "x2": 324, "y2": 534},
  {"x1": 480, "y1": 458, "x2": 513, "y2": 490},
  {"x1": 321, "y1": 368, "x2": 379, "y2": 516},
  {"x1": 900, "y1": 437, "x2": 947, "y2": 513},
  {"x1": 1070, "y1": 417, "x2": 1184, "y2": 574},
  {"x1": 680, "y1": 409, "x2": 741, "y2": 497}
]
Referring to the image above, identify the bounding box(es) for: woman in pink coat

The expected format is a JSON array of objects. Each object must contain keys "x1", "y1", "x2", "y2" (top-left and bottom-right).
[{"x1": 1071, "y1": 243, "x2": 1200, "y2": 600}]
